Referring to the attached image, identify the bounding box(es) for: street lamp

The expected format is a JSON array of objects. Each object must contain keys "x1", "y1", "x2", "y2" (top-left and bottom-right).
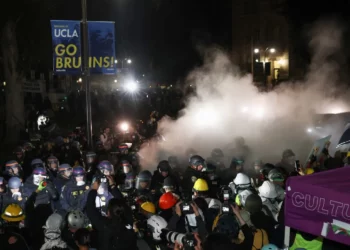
[
  {"x1": 269, "y1": 48, "x2": 276, "y2": 53},
  {"x1": 254, "y1": 48, "x2": 259, "y2": 53},
  {"x1": 114, "y1": 79, "x2": 118, "y2": 83},
  {"x1": 114, "y1": 59, "x2": 118, "y2": 64},
  {"x1": 127, "y1": 59, "x2": 132, "y2": 64}
]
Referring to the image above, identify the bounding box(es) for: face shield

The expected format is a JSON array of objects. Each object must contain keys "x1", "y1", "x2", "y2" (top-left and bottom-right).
[
  {"x1": 48, "y1": 161, "x2": 59, "y2": 172},
  {"x1": 136, "y1": 177, "x2": 151, "y2": 190},
  {"x1": 62, "y1": 168, "x2": 73, "y2": 178},
  {"x1": 124, "y1": 177, "x2": 135, "y2": 189},
  {"x1": 97, "y1": 181, "x2": 108, "y2": 195},
  {"x1": 123, "y1": 164, "x2": 131, "y2": 174},
  {"x1": 101, "y1": 168, "x2": 113, "y2": 176},
  {"x1": 33, "y1": 174, "x2": 46, "y2": 186},
  {"x1": 160, "y1": 171, "x2": 168, "y2": 178},
  {"x1": 75, "y1": 175, "x2": 85, "y2": 186},
  {"x1": 10, "y1": 188, "x2": 19, "y2": 194},
  {"x1": 86, "y1": 156, "x2": 96, "y2": 164}
]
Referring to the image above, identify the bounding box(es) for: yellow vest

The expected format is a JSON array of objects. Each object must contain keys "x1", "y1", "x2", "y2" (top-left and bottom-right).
[{"x1": 290, "y1": 233, "x2": 323, "y2": 250}]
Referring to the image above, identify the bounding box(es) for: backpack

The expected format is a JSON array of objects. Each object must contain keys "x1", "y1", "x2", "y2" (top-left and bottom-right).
[{"x1": 252, "y1": 228, "x2": 269, "y2": 250}]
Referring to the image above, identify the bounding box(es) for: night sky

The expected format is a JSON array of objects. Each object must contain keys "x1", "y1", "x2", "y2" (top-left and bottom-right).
[{"x1": 1, "y1": 0, "x2": 350, "y2": 83}]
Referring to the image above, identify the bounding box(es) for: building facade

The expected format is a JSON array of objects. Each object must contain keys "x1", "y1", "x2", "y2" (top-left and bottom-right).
[{"x1": 232, "y1": 0, "x2": 289, "y2": 85}]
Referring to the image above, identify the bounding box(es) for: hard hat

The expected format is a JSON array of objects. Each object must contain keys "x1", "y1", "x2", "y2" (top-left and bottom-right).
[
  {"x1": 213, "y1": 214, "x2": 240, "y2": 239},
  {"x1": 67, "y1": 210, "x2": 85, "y2": 229},
  {"x1": 159, "y1": 192, "x2": 178, "y2": 210},
  {"x1": 305, "y1": 168, "x2": 314, "y2": 175},
  {"x1": 258, "y1": 181, "x2": 278, "y2": 199},
  {"x1": 268, "y1": 169, "x2": 285, "y2": 182},
  {"x1": 262, "y1": 244, "x2": 279, "y2": 250},
  {"x1": 147, "y1": 215, "x2": 168, "y2": 241},
  {"x1": 189, "y1": 155, "x2": 205, "y2": 166},
  {"x1": 193, "y1": 178, "x2": 209, "y2": 192},
  {"x1": 1, "y1": 204, "x2": 25, "y2": 222},
  {"x1": 233, "y1": 173, "x2": 250, "y2": 186},
  {"x1": 141, "y1": 202, "x2": 156, "y2": 214}
]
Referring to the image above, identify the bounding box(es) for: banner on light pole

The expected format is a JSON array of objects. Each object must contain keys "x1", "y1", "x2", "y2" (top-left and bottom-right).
[{"x1": 50, "y1": 20, "x2": 116, "y2": 75}]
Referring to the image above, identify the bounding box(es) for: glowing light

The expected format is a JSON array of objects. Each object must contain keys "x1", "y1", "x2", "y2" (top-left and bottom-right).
[
  {"x1": 278, "y1": 59, "x2": 286, "y2": 66},
  {"x1": 255, "y1": 59, "x2": 258, "y2": 62},
  {"x1": 115, "y1": 59, "x2": 118, "y2": 64},
  {"x1": 127, "y1": 59, "x2": 132, "y2": 64},
  {"x1": 241, "y1": 107, "x2": 249, "y2": 113},
  {"x1": 114, "y1": 79, "x2": 118, "y2": 83},
  {"x1": 120, "y1": 122, "x2": 129, "y2": 132},
  {"x1": 125, "y1": 81, "x2": 138, "y2": 92},
  {"x1": 307, "y1": 128, "x2": 313, "y2": 133},
  {"x1": 270, "y1": 48, "x2": 276, "y2": 53},
  {"x1": 254, "y1": 107, "x2": 265, "y2": 119},
  {"x1": 3, "y1": 82, "x2": 5, "y2": 86},
  {"x1": 254, "y1": 48, "x2": 259, "y2": 53}
]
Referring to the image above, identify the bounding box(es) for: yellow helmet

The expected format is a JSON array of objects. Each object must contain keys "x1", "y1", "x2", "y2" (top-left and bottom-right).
[
  {"x1": 193, "y1": 178, "x2": 209, "y2": 192},
  {"x1": 305, "y1": 168, "x2": 314, "y2": 175},
  {"x1": 1, "y1": 204, "x2": 25, "y2": 222},
  {"x1": 141, "y1": 202, "x2": 156, "y2": 214}
]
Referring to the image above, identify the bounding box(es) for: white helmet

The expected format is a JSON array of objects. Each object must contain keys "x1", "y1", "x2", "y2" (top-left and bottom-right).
[
  {"x1": 258, "y1": 181, "x2": 278, "y2": 199},
  {"x1": 205, "y1": 198, "x2": 222, "y2": 210},
  {"x1": 234, "y1": 173, "x2": 250, "y2": 186},
  {"x1": 147, "y1": 215, "x2": 168, "y2": 241},
  {"x1": 237, "y1": 189, "x2": 253, "y2": 207}
]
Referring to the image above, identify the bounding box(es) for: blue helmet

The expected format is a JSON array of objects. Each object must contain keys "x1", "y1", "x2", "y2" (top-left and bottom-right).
[
  {"x1": 262, "y1": 244, "x2": 279, "y2": 250},
  {"x1": 8, "y1": 177, "x2": 22, "y2": 189},
  {"x1": 73, "y1": 166, "x2": 85, "y2": 177},
  {"x1": 58, "y1": 164, "x2": 72, "y2": 172},
  {"x1": 33, "y1": 167, "x2": 47, "y2": 175},
  {"x1": 97, "y1": 160, "x2": 113, "y2": 172},
  {"x1": 31, "y1": 158, "x2": 45, "y2": 168}
]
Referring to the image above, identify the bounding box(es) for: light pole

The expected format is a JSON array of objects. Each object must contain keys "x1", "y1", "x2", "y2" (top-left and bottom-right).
[{"x1": 81, "y1": 0, "x2": 93, "y2": 149}]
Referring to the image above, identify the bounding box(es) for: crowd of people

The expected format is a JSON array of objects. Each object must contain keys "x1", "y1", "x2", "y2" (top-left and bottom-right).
[{"x1": 0, "y1": 124, "x2": 349, "y2": 250}]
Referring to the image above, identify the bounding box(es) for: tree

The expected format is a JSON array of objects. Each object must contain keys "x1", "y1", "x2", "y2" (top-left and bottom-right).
[{"x1": 1, "y1": 20, "x2": 24, "y2": 143}]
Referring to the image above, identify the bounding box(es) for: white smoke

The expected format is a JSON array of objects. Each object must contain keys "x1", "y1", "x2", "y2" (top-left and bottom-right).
[{"x1": 138, "y1": 20, "x2": 350, "y2": 170}]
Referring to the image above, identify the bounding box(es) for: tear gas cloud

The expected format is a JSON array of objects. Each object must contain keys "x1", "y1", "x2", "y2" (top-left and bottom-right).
[{"x1": 139, "y1": 20, "x2": 350, "y2": 170}]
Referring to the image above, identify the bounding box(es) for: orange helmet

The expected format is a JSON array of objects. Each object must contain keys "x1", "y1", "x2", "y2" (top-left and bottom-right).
[{"x1": 159, "y1": 192, "x2": 178, "y2": 210}]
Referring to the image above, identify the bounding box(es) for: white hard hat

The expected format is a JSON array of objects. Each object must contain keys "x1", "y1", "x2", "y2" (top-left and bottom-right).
[
  {"x1": 234, "y1": 173, "x2": 250, "y2": 186},
  {"x1": 258, "y1": 181, "x2": 278, "y2": 199},
  {"x1": 147, "y1": 215, "x2": 167, "y2": 241}
]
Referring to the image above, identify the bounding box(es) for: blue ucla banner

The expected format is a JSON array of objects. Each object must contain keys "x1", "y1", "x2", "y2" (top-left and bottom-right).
[
  {"x1": 88, "y1": 21, "x2": 116, "y2": 75},
  {"x1": 51, "y1": 20, "x2": 82, "y2": 75}
]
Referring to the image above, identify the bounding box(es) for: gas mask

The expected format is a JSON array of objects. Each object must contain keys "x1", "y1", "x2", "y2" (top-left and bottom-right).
[
  {"x1": 33, "y1": 174, "x2": 46, "y2": 186},
  {"x1": 75, "y1": 176, "x2": 85, "y2": 186}
]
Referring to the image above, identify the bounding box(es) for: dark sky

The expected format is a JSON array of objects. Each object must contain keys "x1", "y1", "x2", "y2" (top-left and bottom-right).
[{"x1": 1, "y1": 0, "x2": 350, "y2": 83}]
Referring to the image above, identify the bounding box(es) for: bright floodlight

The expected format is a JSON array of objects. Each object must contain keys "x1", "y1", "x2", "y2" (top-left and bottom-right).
[
  {"x1": 241, "y1": 107, "x2": 248, "y2": 113},
  {"x1": 127, "y1": 59, "x2": 132, "y2": 64},
  {"x1": 270, "y1": 48, "x2": 276, "y2": 53},
  {"x1": 307, "y1": 128, "x2": 312, "y2": 133},
  {"x1": 254, "y1": 48, "x2": 259, "y2": 53},
  {"x1": 120, "y1": 122, "x2": 129, "y2": 132},
  {"x1": 125, "y1": 81, "x2": 138, "y2": 92}
]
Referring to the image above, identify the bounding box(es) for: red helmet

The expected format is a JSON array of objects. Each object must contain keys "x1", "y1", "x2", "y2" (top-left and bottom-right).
[{"x1": 159, "y1": 192, "x2": 178, "y2": 210}]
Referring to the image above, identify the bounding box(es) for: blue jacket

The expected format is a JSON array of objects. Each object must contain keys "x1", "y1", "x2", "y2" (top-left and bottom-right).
[
  {"x1": 60, "y1": 180, "x2": 90, "y2": 212},
  {"x1": 22, "y1": 176, "x2": 58, "y2": 207}
]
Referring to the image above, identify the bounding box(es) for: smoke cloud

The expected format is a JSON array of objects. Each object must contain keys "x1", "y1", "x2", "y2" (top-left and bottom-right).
[{"x1": 139, "y1": 20, "x2": 350, "y2": 170}]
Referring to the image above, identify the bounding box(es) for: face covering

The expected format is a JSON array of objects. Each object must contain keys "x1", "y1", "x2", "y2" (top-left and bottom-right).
[
  {"x1": 75, "y1": 176, "x2": 85, "y2": 186},
  {"x1": 33, "y1": 175, "x2": 44, "y2": 186}
]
